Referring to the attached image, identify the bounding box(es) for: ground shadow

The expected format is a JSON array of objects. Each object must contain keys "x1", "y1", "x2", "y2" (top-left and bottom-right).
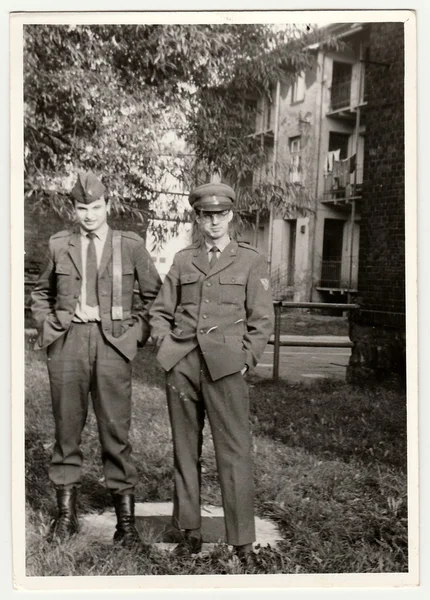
[{"x1": 135, "y1": 514, "x2": 227, "y2": 544}]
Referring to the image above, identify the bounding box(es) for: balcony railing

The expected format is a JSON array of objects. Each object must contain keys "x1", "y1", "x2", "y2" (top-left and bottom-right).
[
  {"x1": 323, "y1": 163, "x2": 363, "y2": 202},
  {"x1": 320, "y1": 259, "x2": 342, "y2": 288},
  {"x1": 329, "y1": 80, "x2": 352, "y2": 111}
]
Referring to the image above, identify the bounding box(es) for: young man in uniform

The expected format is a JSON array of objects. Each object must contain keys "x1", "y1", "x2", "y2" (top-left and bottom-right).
[
  {"x1": 31, "y1": 171, "x2": 162, "y2": 549},
  {"x1": 150, "y1": 182, "x2": 274, "y2": 563}
]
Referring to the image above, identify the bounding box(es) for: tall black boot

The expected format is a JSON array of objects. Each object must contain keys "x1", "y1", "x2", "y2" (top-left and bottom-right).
[
  {"x1": 112, "y1": 493, "x2": 149, "y2": 552},
  {"x1": 47, "y1": 487, "x2": 79, "y2": 543}
]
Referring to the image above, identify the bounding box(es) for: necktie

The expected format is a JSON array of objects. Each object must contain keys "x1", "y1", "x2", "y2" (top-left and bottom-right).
[
  {"x1": 86, "y1": 232, "x2": 98, "y2": 307},
  {"x1": 209, "y1": 246, "x2": 219, "y2": 264}
]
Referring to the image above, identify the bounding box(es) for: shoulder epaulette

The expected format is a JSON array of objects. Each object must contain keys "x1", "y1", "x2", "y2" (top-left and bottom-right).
[
  {"x1": 121, "y1": 230, "x2": 144, "y2": 243},
  {"x1": 177, "y1": 243, "x2": 199, "y2": 253},
  {"x1": 238, "y1": 240, "x2": 259, "y2": 253},
  {"x1": 51, "y1": 230, "x2": 72, "y2": 240}
]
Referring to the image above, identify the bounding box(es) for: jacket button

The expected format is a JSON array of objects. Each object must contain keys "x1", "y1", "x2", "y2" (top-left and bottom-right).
[
  {"x1": 76, "y1": 276, "x2": 81, "y2": 281},
  {"x1": 232, "y1": 278, "x2": 235, "y2": 282},
  {"x1": 204, "y1": 299, "x2": 209, "y2": 303},
  {"x1": 74, "y1": 294, "x2": 79, "y2": 299},
  {"x1": 202, "y1": 314, "x2": 207, "y2": 319},
  {"x1": 199, "y1": 329, "x2": 204, "y2": 334},
  {"x1": 206, "y1": 282, "x2": 211, "y2": 287}
]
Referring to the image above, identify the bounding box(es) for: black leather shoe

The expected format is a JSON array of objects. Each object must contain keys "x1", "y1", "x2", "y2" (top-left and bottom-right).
[
  {"x1": 47, "y1": 487, "x2": 79, "y2": 543},
  {"x1": 112, "y1": 493, "x2": 150, "y2": 552},
  {"x1": 173, "y1": 532, "x2": 203, "y2": 557},
  {"x1": 233, "y1": 544, "x2": 256, "y2": 567}
]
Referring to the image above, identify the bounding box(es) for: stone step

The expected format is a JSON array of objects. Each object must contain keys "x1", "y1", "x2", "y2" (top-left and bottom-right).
[{"x1": 81, "y1": 502, "x2": 282, "y2": 551}]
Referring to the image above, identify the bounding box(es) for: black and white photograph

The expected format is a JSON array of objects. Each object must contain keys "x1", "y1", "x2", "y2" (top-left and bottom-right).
[{"x1": 9, "y1": 7, "x2": 418, "y2": 592}]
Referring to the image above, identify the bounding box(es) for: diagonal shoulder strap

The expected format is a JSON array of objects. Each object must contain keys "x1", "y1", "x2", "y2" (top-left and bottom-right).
[{"x1": 111, "y1": 230, "x2": 123, "y2": 320}]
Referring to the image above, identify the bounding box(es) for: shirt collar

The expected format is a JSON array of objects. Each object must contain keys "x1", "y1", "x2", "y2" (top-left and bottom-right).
[
  {"x1": 205, "y1": 236, "x2": 231, "y2": 254},
  {"x1": 80, "y1": 223, "x2": 110, "y2": 243}
]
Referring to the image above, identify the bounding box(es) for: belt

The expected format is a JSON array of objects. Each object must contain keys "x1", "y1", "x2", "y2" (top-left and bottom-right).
[{"x1": 71, "y1": 319, "x2": 100, "y2": 324}]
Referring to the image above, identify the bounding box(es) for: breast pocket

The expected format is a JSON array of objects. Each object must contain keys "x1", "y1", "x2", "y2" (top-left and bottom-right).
[
  {"x1": 55, "y1": 264, "x2": 71, "y2": 296},
  {"x1": 219, "y1": 273, "x2": 247, "y2": 305},
  {"x1": 179, "y1": 272, "x2": 201, "y2": 305},
  {"x1": 121, "y1": 265, "x2": 135, "y2": 295}
]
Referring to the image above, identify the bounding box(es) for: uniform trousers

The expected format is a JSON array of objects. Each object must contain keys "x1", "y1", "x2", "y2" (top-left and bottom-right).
[
  {"x1": 166, "y1": 347, "x2": 255, "y2": 546},
  {"x1": 47, "y1": 322, "x2": 137, "y2": 494}
]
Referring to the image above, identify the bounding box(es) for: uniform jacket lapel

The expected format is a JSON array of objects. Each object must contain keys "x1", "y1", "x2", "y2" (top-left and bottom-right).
[
  {"x1": 207, "y1": 239, "x2": 238, "y2": 277},
  {"x1": 68, "y1": 232, "x2": 83, "y2": 277},
  {"x1": 191, "y1": 244, "x2": 210, "y2": 276}
]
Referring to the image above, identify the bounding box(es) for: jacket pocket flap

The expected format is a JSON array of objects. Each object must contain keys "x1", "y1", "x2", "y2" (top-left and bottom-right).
[
  {"x1": 55, "y1": 265, "x2": 71, "y2": 275},
  {"x1": 219, "y1": 273, "x2": 247, "y2": 285},
  {"x1": 180, "y1": 272, "x2": 200, "y2": 284}
]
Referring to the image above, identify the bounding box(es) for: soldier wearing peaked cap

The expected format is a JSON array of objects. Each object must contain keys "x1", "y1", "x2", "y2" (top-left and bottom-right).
[
  {"x1": 150, "y1": 182, "x2": 274, "y2": 563},
  {"x1": 31, "y1": 171, "x2": 162, "y2": 550}
]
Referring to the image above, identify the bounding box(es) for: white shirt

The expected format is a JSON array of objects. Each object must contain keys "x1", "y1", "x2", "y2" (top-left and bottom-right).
[
  {"x1": 73, "y1": 223, "x2": 109, "y2": 322},
  {"x1": 205, "y1": 236, "x2": 231, "y2": 260}
]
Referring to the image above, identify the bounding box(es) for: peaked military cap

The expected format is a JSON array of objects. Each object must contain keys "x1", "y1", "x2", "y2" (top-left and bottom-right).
[
  {"x1": 189, "y1": 182, "x2": 235, "y2": 212},
  {"x1": 71, "y1": 171, "x2": 106, "y2": 204}
]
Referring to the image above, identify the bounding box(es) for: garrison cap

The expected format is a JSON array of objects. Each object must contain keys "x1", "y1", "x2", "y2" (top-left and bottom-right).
[
  {"x1": 189, "y1": 182, "x2": 235, "y2": 212},
  {"x1": 71, "y1": 171, "x2": 106, "y2": 204}
]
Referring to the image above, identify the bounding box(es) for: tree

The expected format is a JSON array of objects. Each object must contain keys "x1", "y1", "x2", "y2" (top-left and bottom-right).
[
  {"x1": 24, "y1": 23, "x2": 336, "y2": 240},
  {"x1": 185, "y1": 25, "x2": 340, "y2": 220}
]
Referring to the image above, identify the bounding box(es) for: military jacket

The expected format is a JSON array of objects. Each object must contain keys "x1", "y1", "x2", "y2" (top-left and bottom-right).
[
  {"x1": 149, "y1": 239, "x2": 274, "y2": 380},
  {"x1": 31, "y1": 228, "x2": 162, "y2": 361}
]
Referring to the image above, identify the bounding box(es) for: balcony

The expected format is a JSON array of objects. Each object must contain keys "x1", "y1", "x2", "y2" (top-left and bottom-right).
[
  {"x1": 330, "y1": 80, "x2": 351, "y2": 111},
  {"x1": 320, "y1": 259, "x2": 342, "y2": 287},
  {"x1": 318, "y1": 259, "x2": 357, "y2": 293},
  {"x1": 322, "y1": 162, "x2": 363, "y2": 207}
]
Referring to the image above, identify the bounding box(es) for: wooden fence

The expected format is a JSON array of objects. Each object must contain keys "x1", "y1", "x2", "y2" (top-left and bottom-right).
[{"x1": 269, "y1": 302, "x2": 359, "y2": 381}]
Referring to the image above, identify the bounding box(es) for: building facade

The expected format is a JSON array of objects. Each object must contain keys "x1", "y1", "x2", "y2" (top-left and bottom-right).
[
  {"x1": 240, "y1": 21, "x2": 406, "y2": 380},
  {"x1": 244, "y1": 23, "x2": 369, "y2": 303}
]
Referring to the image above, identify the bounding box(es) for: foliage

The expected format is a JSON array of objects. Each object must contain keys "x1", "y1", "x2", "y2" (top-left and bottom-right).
[
  {"x1": 186, "y1": 24, "x2": 340, "y2": 218},
  {"x1": 24, "y1": 23, "x2": 338, "y2": 238}
]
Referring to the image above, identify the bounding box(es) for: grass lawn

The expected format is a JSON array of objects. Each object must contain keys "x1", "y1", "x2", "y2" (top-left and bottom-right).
[{"x1": 24, "y1": 334, "x2": 407, "y2": 576}]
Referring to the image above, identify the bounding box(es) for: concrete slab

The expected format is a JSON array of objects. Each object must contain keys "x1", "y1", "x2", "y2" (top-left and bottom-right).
[{"x1": 81, "y1": 502, "x2": 282, "y2": 552}]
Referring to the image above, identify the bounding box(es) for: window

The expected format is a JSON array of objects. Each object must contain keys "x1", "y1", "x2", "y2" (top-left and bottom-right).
[
  {"x1": 289, "y1": 136, "x2": 302, "y2": 184},
  {"x1": 291, "y1": 72, "x2": 305, "y2": 103},
  {"x1": 287, "y1": 220, "x2": 297, "y2": 286},
  {"x1": 330, "y1": 62, "x2": 352, "y2": 110},
  {"x1": 290, "y1": 136, "x2": 301, "y2": 154}
]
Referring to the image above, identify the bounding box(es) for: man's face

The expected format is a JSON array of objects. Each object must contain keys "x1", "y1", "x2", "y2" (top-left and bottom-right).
[
  {"x1": 74, "y1": 197, "x2": 110, "y2": 233},
  {"x1": 196, "y1": 209, "x2": 233, "y2": 241}
]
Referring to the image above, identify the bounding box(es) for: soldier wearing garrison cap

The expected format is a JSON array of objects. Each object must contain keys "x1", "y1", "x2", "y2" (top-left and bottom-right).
[
  {"x1": 31, "y1": 171, "x2": 162, "y2": 551},
  {"x1": 150, "y1": 182, "x2": 274, "y2": 564}
]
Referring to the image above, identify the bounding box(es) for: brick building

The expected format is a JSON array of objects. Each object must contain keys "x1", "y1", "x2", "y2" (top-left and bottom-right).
[{"x1": 347, "y1": 22, "x2": 406, "y2": 382}]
